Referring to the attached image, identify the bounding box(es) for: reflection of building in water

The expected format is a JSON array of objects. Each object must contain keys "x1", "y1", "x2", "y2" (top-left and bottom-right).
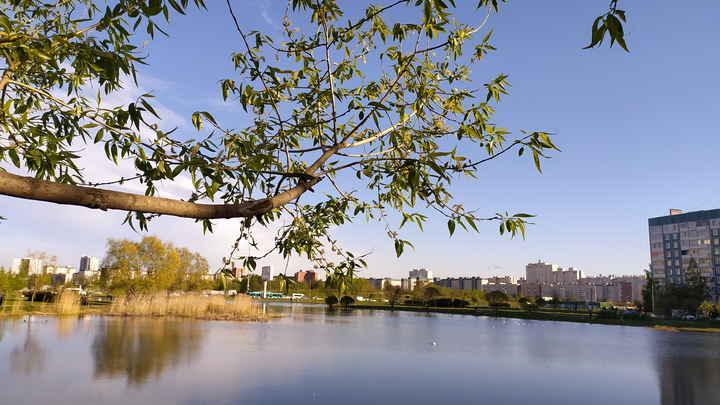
[
  {"x1": 660, "y1": 355, "x2": 720, "y2": 405},
  {"x1": 92, "y1": 318, "x2": 205, "y2": 386}
]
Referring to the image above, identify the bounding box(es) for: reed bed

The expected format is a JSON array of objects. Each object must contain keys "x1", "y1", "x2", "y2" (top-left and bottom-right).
[
  {"x1": 108, "y1": 294, "x2": 273, "y2": 321},
  {"x1": 0, "y1": 296, "x2": 26, "y2": 315},
  {"x1": 55, "y1": 291, "x2": 81, "y2": 315}
]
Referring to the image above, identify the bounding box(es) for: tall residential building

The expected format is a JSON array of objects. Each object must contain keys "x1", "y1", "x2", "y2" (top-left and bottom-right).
[
  {"x1": 11, "y1": 257, "x2": 43, "y2": 275},
  {"x1": 295, "y1": 270, "x2": 318, "y2": 284},
  {"x1": 525, "y1": 261, "x2": 557, "y2": 284},
  {"x1": 648, "y1": 209, "x2": 719, "y2": 300},
  {"x1": 408, "y1": 268, "x2": 432, "y2": 279},
  {"x1": 79, "y1": 256, "x2": 99, "y2": 272},
  {"x1": 556, "y1": 267, "x2": 584, "y2": 284}
]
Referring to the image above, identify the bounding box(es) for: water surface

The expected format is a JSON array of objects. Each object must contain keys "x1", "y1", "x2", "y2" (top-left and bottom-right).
[{"x1": 1, "y1": 304, "x2": 718, "y2": 404}]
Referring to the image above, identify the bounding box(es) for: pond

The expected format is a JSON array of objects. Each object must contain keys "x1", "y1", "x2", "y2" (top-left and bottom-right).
[{"x1": 1, "y1": 303, "x2": 719, "y2": 405}]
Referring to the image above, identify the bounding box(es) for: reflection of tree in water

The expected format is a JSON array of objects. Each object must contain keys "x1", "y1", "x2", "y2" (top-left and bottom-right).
[
  {"x1": 10, "y1": 318, "x2": 46, "y2": 374},
  {"x1": 92, "y1": 317, "x2": 204, "y2": 386}
]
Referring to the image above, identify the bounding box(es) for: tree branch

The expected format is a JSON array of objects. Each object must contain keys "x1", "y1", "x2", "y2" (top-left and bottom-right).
[{"x1": 0, "y1": 171, "x2": 321, "y2": 219}]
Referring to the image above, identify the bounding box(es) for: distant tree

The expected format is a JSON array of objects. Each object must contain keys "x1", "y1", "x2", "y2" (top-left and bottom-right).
[
  {"x1": 26, "y1": 273, "x2": 51, "y2": 302},
  {"x1": 382, "y1": 281, "x2": 402, "y2": 309},
  {"x1": 102, "y1": 236, "x2": 210, "y2": 295},
  {"x1": 697, "y1": 301, "x2": 714, "y2": 319},
  {"x1": 518, "y1": 297, "x2": 536, "y2": 314},
  {"x1": 325, "y1": 295, "x2": 339, "y2": 310},
  {"x1": 535, "y1": 297, "x2": 547, "y2": 308},
  {"x1": 340, "y1": 295, "x2": 355, "y2": 309},
  {"x1": 423, "y1": 286, "x2": 441, "y2": 308},
  {"x1": 410, "y1": 280, "x2": 429, "y2": 304},
  {"x1": 0, "y1": 268, "x2": 25, "y2": 297},
  {"x1": 641, "y1": 266, "x2": 658, "y2": 312},
  {"x1": 352, "y1": 278, "x2": 372, "y2": 294},
  {"x1": 682, "y1": 259, "x2": 709, "y2": 313},
  {"x1": 485, "y1": 290, "x2": 508, "y2": 314},
  {"x1": 654, "y1": 259, "x2": 710, "y2": 317}
]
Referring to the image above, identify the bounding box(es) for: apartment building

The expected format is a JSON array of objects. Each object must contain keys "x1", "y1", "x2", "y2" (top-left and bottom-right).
[
  {"x1": 525, "y1": 261, "x2": 557, "y2": 284},
  {"x1": 648, "y1": 209, "x2": 719, "y2": 300},
  {"x1": 10, "y1": 257, "x2": 43, "y2": 275}
]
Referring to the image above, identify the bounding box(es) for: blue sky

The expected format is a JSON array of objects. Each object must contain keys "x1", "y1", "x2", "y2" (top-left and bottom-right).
[{"x1": 2, "y1": 1, "x2": 719, "y2": 280}]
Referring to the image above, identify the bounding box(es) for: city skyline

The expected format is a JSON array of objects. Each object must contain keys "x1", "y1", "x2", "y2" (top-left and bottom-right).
[{"x1": 2, "y1": 1, "x2": 719, "y2": 279}]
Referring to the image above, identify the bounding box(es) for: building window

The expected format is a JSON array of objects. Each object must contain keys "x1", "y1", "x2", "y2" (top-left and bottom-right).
[
  {"x1": 674, "y1": 242, "x2": 679, "y2": 248},
  {"x1": 666, "y1": 243, "x2": 671, "y2": 249}
]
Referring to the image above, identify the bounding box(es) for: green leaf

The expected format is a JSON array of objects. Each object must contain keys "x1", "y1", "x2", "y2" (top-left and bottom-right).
[
  {"x1": 394, "y1": 239, "x2": 404, "y2": 257},
  {"x1": 7, "y1": 148, "x2": 20, "y2": 167},
  {"x1": 447, "y1": 219, "x2": 456, "y2": 236},
  {"x1": 191, "y1": 112, "x2": 203, "y2": 130}
]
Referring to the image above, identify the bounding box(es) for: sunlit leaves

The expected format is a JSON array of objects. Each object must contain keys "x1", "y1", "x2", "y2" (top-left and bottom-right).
[
  {"x1": 583, "y1": 0, "x2": 629, "y2": 52},
  {"x1": 0, "y1": 0, "x2": 623, "y2": 286}
]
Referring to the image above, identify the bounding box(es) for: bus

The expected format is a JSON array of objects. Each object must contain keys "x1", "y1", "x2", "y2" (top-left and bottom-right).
[{"x1": 248, "y1": 292, "x2": 284, "y2": 299}]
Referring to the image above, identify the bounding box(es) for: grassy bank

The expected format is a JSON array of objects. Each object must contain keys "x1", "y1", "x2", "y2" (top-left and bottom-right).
[
  {"x1": 0, "y1": 293, "x2": 276, "y2": 321},
  {"x1": 350, "y1": 303, "x2": 720, "y2": 332}
]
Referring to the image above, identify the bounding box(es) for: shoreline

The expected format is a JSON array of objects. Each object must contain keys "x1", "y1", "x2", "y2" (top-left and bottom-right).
[{"x1": 348, "y1": 304, "x2": 720, "y2": 332}]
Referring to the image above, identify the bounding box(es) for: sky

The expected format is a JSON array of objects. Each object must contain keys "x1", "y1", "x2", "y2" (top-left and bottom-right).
[{"x1": 2, "y1": 0, "x2": 720, "y2": 280}]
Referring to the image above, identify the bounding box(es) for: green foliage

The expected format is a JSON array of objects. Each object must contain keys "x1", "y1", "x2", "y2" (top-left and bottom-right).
[
  {"x1": 0, "y1": 268, "x2": 25, "y2": 295},
  {"x1": 652, "y1": 259, "x2": 710, "y2": 317},
  {"x1": 583, "y1": 0, "x2": 629, "y2": 52},
  {"x1": 340, "y1": 295, "x2": 355, "y2": 308},
  {"x1": 325, "y1": 294, "x2": 338, "y2": 309},
  {"x1": 422, "y1": 286, "x2": 440, "y2": 307},
  {"x1": 697, "y1": 301, "x2": 714, "y2": 319},
  {"x1": 518, "y1": 297, "x2": 537, "y2": 313},
  {"x1": 1, "y1": 1, "x2": 624, "y2": 288},
  {"x1": 101, "y1": 235, "x2": 211, "y2": 294},
  {"x1": 382, "y1": 280, "x2": 402, "y2": 308},
  {"x1": 277, "y1": 273, "x2": 297, "y2": 295},
  {"x1": 641, "y1": 267, "x2": 658, "y2": 313},
  {"x1": 485, "y1": 289, "x2": 508, "y2": 313}
]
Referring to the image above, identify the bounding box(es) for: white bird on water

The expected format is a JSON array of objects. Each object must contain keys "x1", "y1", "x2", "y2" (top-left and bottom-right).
[{"x1": 431, "y1": 342, "x2": 436, "y2": 345}]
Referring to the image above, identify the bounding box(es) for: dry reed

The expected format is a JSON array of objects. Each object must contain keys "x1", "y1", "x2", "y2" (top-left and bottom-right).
[
  {"x1": 55, "y1": 291, "x2": 81, "y2": 315},
  {"x1": 108, "y1": 294, "x2": 272, "y2": 321}
]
